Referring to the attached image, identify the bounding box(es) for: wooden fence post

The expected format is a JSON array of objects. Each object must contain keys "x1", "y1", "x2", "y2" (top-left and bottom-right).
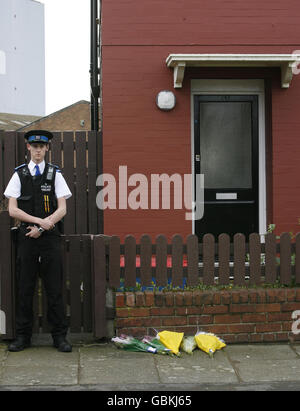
[
  {"x1": 124, "y1": 235, "x2": 136, "y2": 288},
  {"x1": 156, "y1": 234, "x2": 167, "y2": 287},
  {"x1": 203, "y1": 233, "x2": 215, "y2": 285},
  {"x1": 218, "y1": 233, "x2": 230, "y2": 285},
  {"x1": 140, "y1": 234, "x2": 152, "y2": 287},
  {"x1": 93, "y1": 235, "x2": 107, "y2": 339},
  {"x1": 233, "y1": 233, "x2": 246, "y2": 286},
  {"x1": 186, "y1": 234, "x2": 199, "y2": 287},
  {"x1": 280, "y1": 232, "x2": 292, "y2": 285},
  {"x1": 249, "y1": 233, "x2": 261, "y2": 285},
  {"x1": 109, "y1": 236, "x2": 120, "y2": 289},
  {"x1": 172, "y1": 234, "x2": 183, "y2": 287},
  {"x1": 0, "y1": 211, "x2": 15, "y2": 339}
]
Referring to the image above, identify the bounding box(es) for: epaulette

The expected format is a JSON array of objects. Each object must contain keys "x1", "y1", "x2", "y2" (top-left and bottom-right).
[
  {"x1": 14, "y1": 163, "x2": 27, "y2": 171},
  {"x1": 47, "y1": 162, "x2": 59, "y2": 169}
]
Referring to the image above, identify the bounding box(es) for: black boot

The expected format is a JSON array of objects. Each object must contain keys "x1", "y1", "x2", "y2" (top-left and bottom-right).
[
  {"x1": 8, "y1": 336, "x2": 31, "y2": 352},
  {"x1": 53, "y1": 336, "x2": 72, "y2": 352}
]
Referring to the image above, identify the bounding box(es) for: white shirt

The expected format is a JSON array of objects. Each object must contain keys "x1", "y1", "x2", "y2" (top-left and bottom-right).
[{"x1": 4, "y1": 160, "x2": 72, "y2": 199}]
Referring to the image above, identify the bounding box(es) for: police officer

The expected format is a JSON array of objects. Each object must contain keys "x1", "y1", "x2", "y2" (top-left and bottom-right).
[{"x1": 4, "y1": 130, "x2": 72, "y2": 352}]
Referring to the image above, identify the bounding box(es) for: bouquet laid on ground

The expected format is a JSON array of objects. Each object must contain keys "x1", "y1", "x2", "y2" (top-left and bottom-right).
[
  {"x1": 180, "y1": 336, "x2": 197, "y2": 355},
  {"x1": 112, "y1": 334, "x2": 172, "y2": 355},
  {"x1": 194, "y1": 332, "x2": 226, "y2": 357},
  {"x1": 156, "y1": 330, "x2": 184, "y2": 356},
  {"x1": 111, "y1": 335, "x2": 157, "y2": 353},
  {"x1": 142, "y1": 335, "x2": 172, "y2": 355}
]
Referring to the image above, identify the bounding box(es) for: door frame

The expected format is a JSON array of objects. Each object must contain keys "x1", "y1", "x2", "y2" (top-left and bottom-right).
[{"x1": 190, "y1": 79, "x2": 266, "y2": 236}]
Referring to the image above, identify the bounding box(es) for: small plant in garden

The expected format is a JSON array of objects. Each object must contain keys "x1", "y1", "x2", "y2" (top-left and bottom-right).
[
  {"x1": 267, "y1": 220, "x2": 300, "y2": 266},
  {"x1": 117, "y1": 276, "x2": 295, "y2": 293}
]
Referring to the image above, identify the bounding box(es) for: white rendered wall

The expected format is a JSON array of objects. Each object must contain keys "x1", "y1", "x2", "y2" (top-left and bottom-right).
[{"x1": 0, "y1": 0, "x2": 45, "y2": 116}]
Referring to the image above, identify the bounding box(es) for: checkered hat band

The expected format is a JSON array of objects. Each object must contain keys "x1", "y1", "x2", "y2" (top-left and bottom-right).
[{"x1": 28, "y1": 135, "x2": 49, "y2": 143}]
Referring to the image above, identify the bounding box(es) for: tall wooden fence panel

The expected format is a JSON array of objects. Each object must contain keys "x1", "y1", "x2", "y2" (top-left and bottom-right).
[
  {"x1": 0, "y1": 131, "x2": 103, "y2": 234},
  {"x1": 0, "y1": 211, "x2": 15, "y2": 338},
  {"x1": 34, "y1": 234, "x2": 94, "y2": 334},
  {"x1": 0, "y1": 219, "x2": 94, "y2": 338}
]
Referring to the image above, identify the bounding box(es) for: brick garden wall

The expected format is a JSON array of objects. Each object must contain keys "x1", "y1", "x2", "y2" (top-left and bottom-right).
[{"x1": 115, "y1": 289, "x2": 300, "y2": 343}]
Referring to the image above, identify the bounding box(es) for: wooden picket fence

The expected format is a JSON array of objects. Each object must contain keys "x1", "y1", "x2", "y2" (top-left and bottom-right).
[
  {"x1": 0, "y1": 130, "x2": 103, "y2": 234},
  {"x1": 100, "y1": 233, "x2": 300, "y2": 289}
]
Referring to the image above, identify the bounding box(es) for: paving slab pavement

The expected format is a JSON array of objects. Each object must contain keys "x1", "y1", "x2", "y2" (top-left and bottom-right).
[
  {"x1": 225, "y1": 344, "x2": 300, "y2": 383},
  {"x1": 1, "y1": 337, "x2": 300, "y2": 391},
  {"x1": 2, "y1": 347, "x2": 79, "y2": 386},
  {"x1": 79, "y1": 346, "x2": 160, "y2": 385}
]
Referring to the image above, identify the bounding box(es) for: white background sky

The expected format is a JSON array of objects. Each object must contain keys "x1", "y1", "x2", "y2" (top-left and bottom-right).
[{"x1": 39, "y1": 0, "x2": 91, "y2": 115}]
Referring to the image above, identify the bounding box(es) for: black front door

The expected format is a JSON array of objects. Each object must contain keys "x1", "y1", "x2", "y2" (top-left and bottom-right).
[{"x1": 194, "y1": 95, "x2": 259, "y2": 240}]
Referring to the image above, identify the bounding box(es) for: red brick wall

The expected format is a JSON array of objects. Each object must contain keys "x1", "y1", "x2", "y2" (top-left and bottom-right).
[
  {"x1": 102, "y1": 0, "x2": 300, "y2": 46},
  {"x1": 271, "y1": 77, "x2": 300, "y2": 235},
  {"x1": 101, "y1": 0, "x2": 300, "y2": 240},
  {"x1": 101, "y1": 45, "x2": 192, "y2": 241},
  {"x1": 115, "y1": 288, "x2": 300, "y2": 343}
]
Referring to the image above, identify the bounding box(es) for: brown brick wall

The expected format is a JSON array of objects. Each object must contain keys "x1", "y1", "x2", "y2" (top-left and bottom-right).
[{"x1": 115, "y1": 288, "x2": 300, "y2": 343}]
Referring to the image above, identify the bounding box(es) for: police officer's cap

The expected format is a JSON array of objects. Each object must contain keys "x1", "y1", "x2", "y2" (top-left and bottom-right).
[{"x1": 24, "y1": 130, "x2": 53, "y2": 144}]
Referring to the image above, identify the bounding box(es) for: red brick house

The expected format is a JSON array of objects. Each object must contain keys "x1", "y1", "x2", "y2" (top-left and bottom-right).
[{"x1": 100, "y1": 0, "x2": 300, "y2": 242}]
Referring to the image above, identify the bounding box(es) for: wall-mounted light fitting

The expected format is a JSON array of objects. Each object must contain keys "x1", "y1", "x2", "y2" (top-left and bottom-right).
[{"x1": 156, "y1": 90, "x2": 176, "y2": 111}]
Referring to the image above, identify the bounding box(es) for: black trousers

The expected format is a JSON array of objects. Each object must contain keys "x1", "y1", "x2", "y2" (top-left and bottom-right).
[{"x1": 15, "y1": 228, "x2": 68, "y2": 339}]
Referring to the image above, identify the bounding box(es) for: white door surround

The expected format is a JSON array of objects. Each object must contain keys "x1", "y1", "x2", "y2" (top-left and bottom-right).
[{"x1": 191, "y1": 79, "x2": 267, "y2": 236}]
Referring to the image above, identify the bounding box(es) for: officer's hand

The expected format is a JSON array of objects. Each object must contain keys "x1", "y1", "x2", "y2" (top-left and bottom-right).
[
  {"x1": 25, "y1": 226, "x2": 41, "y2": 239},
  {"x1": 38, "y1": 217, "x2": 54, "y2": 231}
]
